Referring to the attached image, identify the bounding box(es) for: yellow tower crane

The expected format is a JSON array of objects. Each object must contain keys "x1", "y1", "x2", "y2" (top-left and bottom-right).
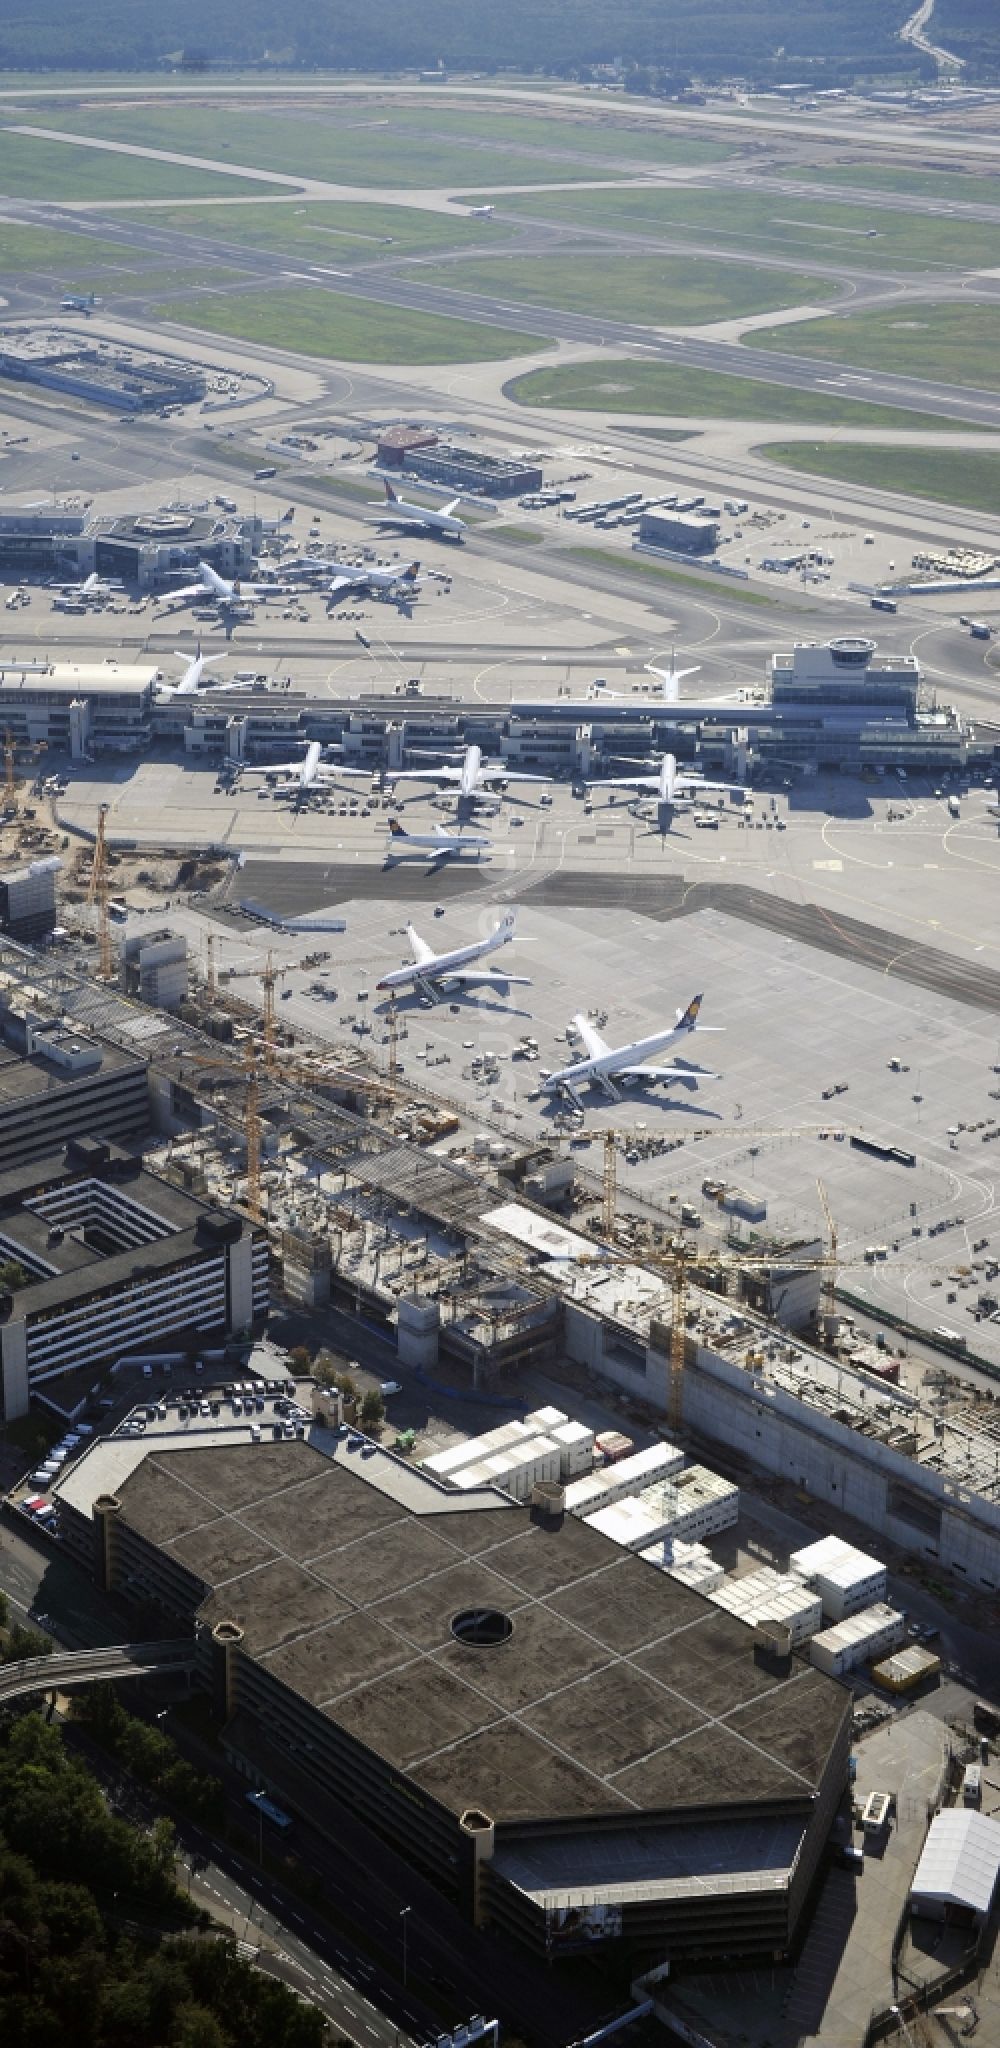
[
  {"x1": 86, "y1": 802, "x2": 113, "y2": 981},
  {"x1": 817, "y1": 1177, "x2": 839, "y2": 1349}
]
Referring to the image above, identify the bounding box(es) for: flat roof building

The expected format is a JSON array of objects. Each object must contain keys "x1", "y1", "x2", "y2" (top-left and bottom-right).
[
  {"x1": 0, "y1": 856, "x2": 61, "y2": 942},
  {"x1": 55, "y1": 1430, "x2": 851, "y2": 1969},
  {"x1": 0, "y1": 1009, "x2": 148, "y2": 1167},
  {"x1": 789, "y1": 1535, "x2": 887, "y2": 1621},
  {"x1": 397, "y1": 443, "x2": 543, "y2": 500},
  {"x1": 0, "y1": 1140, "x2": 267, "y2": 1420},
  {"x1": 639, "y1": 510, "x2": 720, "y2": 555}
]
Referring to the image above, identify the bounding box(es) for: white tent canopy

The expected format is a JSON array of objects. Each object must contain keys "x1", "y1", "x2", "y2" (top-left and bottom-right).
[{"x1": 910, "y1": 1809, "x2": 1000, "y2": 1923}]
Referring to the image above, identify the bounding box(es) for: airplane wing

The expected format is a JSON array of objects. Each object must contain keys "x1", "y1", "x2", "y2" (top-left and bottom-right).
[
  {"x1": 675, "y1": 774, "x2": 739, "y2": 795},
  {"x1": 406, "y1": 925, "x2": 436, "y2": 967},
  {"x1": 573, "y1": 1014, "x2": 610, "y2": 1060},
  {"x1": 326, "y1": 574, "x2": 360, "y2": 596},
  {"x1": 156, "y1": 583, "x2": 205, "y2": 606},
  {"x1": 589, "y1": 774, "x2": 657, "y2": 792},
  {"x1": 387, "y1": 766, "x2": 462, "y2": 785},
  {"x1": 621, "y1": 1062, "x2": 718, "y2": 1081},
  {"x1": 443, "y1": 968, "x2": 532, "y2": 986},
  {"x1": 442, "y1": 498, "x2": 462, "y2": 518},
  {"x1": 475, "y1": 766, "x2": 551, "y2": 785}
]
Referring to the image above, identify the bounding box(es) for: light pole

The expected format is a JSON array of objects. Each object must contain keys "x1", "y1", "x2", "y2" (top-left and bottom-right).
[{"x1": 399, "y1": 1905, "x2": 411, "y2": 1988}]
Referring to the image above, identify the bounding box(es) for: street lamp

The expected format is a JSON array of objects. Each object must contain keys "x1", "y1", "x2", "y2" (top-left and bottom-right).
[{"x1": 399, "y1": 1905, "x2": 411, "y2": 1988}]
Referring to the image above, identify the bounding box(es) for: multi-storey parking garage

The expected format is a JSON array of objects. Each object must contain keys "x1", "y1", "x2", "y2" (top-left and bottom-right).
[{"x1": 58, "y1": 1428, "x2": 851, "y2": 1969}]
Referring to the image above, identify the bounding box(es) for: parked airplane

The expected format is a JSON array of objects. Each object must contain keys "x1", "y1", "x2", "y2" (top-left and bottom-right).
[
  {"x1": 320, "y1": 559, "x2": 424, "y2": 604},
  {"x1": 389, "y1": 744, "x2": 550, "y2": 801},
  {"x1": 53, "y1": 571, "x2": 123, "y2": 598},
  {"x1": 376, "y1": 909, "x2": 529, "y2": 1000},
  {"x1": 588, "y1": 752, "x2": 746, "y2": 807},
  {"x1": 367, "y1": 479, "x2": 466, "y2": 540},
  {"x1": 157, "y1": 562, "x2": 293, "y2": 611},
  {"x1": 241, "y1": 740, "x2": 372, "y2": 799},
  {"x1": 542, "y1": 996, "x2": 721, "y2": 1106},
  {"x1": 386, "y1": 817, "x2": 491, "y2": 860},
  {"x1": 588, "y1": 650, "x2": 701, "y2": 705},
  {"x1": 155, "y1": 644, "x2": 241, "y2": 700}
]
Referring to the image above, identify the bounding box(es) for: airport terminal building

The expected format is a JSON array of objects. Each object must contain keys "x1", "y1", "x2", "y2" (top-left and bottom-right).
[{"x1": 56, "y1": 1428, "x2": 850, "y2": 1970}]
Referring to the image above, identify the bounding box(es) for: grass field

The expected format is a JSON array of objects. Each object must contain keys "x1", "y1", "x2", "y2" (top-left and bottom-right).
[
  {"x1": 156, "y1": 286, "x2": 548, "y2": 364},
  {"x1": 413, "y1": 248, "x2": 838, "y2": 326},
  {"x1": 761, "y1": 439, "x2": 1000, "y2": 514},
  {"x1": 0, "y1": 127, "x2": 283, "y2": 199},
  {"x1": 135, "y1": 198, "x2": 518, "y2": 263},
  {"x1": 494, "y1": 183, "x2": 1000, "y2": 272},
  {"x1": 752, "y1": 302, "x2": 1000, "y2": 391},
  {"x1": 566, "y1": 544, "x2": 777, "y2": 604},
  {"x1": 506, "y1": 358, "x2": 976, "y2": 432},
  {"x1": 29, "y1": 106, "x2": 631, "y2": 190},
  {"x1": 379, "y1": 103, "x2": 732, "y2": 167},
  {"x1": 0, "y1": 223, "x2": 146, "y2": 271},
  {"x1": 106, "y1": 265, "x2": 250, "y2": 295},
  {"x1": 803, "y1": 161, "x2": 1000, "y2": 209}
]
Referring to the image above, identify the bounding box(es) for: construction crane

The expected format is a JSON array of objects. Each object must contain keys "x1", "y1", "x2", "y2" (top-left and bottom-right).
[
  {"x1": 3, "y1": 729, "x2": 15, "y2": 799},
  {"x1": 817, "y1": 1177, "x2": 839, "y2": 1349},
  {"x1": 86, "y1": 802, "x2": 113, "y2": 981}
]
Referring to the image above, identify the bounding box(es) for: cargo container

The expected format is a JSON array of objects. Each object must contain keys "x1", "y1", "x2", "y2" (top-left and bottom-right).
[
  {"x1": 871, "y1": 1645, "x2": 941, "y2": 1693},
  {"x1": 595, "y1": 1430, "x2": 634, "y2": 1464}
]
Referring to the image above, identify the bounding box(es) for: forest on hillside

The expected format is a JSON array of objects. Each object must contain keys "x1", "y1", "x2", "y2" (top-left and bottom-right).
[
  {"x1": 0, "y1": 0, "x2": 933, "y2": 85},
  {"x1": 935, "y1": 0, "x2": 1000, "y2": 76}
]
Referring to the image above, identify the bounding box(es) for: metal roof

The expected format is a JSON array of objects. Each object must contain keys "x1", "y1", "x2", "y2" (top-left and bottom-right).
[{"x1": 911, "y1": 1809, "x2": 1000, "y2": 1916}]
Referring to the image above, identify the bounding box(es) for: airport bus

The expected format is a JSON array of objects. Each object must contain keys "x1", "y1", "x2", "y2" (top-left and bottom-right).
[{"x1": 246, "y1": 1790, "x2": 292, "y2": 1831}]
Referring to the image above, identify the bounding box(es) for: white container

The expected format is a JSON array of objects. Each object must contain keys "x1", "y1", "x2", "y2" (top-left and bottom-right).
[
  {"x1": 809, "y1": 1602, "x2": 905, "y2": 1677},
  {"x1": 709, "y1": 1567, "x2": 823, "y2": 1646},
  {"x1": 789, "y1": 1534, "x2": 887, "y2": 1622}
]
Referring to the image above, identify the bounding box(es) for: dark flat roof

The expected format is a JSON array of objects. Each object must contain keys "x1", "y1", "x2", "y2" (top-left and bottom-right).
[{"x1": 116, "y1": 1440, "x2": 850, "y2": 1831}]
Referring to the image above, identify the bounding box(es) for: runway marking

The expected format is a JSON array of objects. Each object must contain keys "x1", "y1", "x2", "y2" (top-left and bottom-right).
[{"x1": 813, "y1": 858, "x2": 843, "y2": 870}]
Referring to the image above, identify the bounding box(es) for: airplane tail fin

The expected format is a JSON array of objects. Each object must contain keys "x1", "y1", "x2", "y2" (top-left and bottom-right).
[
  {"x1": 384, "y1": 480, "x2": 399, "y2": 504},
  {"x1": 388, "y1": 818, "x2": 405, "y2": 838},
  {"x1": 404, "y1": 561, "x2": 420, "y2": 580},
  {"x1": 495, "y1": 909, "x2": 517, "y2": 943},
  {"x1": 676, "y1": 994, "x2": 704, "y2": 1032}
]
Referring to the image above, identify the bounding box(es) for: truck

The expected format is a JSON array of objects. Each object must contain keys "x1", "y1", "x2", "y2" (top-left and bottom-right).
[
  {"x1": 871, "y1": 596, "x2": 898, "y2": 614},
  {"x1": 970, "y1": 621, "x2": 992, "y2": 640},
  {"x1": 254, "y1": 466, "x2": 277, "y2": 481},
  {"x1": 861, "y1": 1790, "x2": 892, "y2": 1837},
  {"x1": 947, "y1": 795, "x2": 961, "y2": 819}
]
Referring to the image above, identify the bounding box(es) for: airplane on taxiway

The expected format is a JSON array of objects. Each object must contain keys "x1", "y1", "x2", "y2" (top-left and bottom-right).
[
  {"x1": 367, "y1": 480, "x2": 466, "y2": 540},
  {"x1": 385, "y1": 818, "x2": 491, "y2": 860}
]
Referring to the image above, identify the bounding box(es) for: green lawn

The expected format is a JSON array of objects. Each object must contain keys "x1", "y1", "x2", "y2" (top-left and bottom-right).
[
  {"x1": 0, "y1": 127, "x2": 284, "y2": 199},
  {"x1": 135, "y1": 197, "x2": 518, "y2": 263},
  {"x1": 752, "y1": 302, "x2": 1000, "y2": 391},
  {"x1": 156, "y1": 286, "x2": 549, "y2": 364},
  {"x1": 565, "y1": 544, "x2": 777, "y2": 604},
  {"x1": 0, "y1": 223, "x2": 145, "y2": 271},
  {"x1": 507, "y1": 358, "x2": 976, "y2": 432},
  {"x1": 803, "y1": 161, "x2": 1000, "y2": 209},
  {"x1": 105, "y1": 264, "x2": 250, "y2": 294},
  {"x1": 761, "y1": 439, "x2": 1000, "y2": 515},
  {"x1": 413, "y1": 249, "x2": 838, "y2": 326},
  {"x1": 381, "y1": 103, "x2": 733, "y2": 167},
  {"x1": 495, "y1": 182, "x2": 1000, "y2": 273},
  {"x1": 29, "y1": 105, "x2": 631, "y2": 190}
]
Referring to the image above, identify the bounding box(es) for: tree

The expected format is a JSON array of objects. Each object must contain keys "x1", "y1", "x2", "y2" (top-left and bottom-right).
[
  {"x1": 0, "y1": 1259, "x2": 27, "y2": 1293},
  {"x1": 150, "y1": 1816, "x2": 176, "y2": 1880},
  {"x1": 288, "y1": 1344, "x2": 312, "y2": 1374},
  {"x1": 360, "y1": 1389, "x2": 384, "y2": 1430},
  {"x1": 0, "y1": 1591, "x2": 7, "y2": 1631}
]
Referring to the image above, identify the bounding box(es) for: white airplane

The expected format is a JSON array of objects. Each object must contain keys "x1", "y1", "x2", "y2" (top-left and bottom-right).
[
  {"x1": 588, "y1": 651, "x2": 701, "y2": 705},
  {"x1": 368, "y1": 479, "x2": 466, "y2": 540},
  {"x1": 468, "y1": 202, "x2": 495, "y2": 218},
  {"x1": 542, "y1": 996, "x2": 722, "y2": 1107},
  {"x1": 157, "y1": 562, "x2": 293, "y2": 611},
  {"x1": 155, "y1": 644, "x2": 241, "y2": 700},
  {"x1": 386, "y1": 817, "x2": 491, "y2": 860},
  {"x1": 320, "y1": 558, "x2": 424, "y2": 604},
  {"x1": 376, "y1": 909, "x2": 529, "y2": 1000},
  {"x1": 388, "y1": 743, "x2": 551, "y2": 801},
  {"x1": 241, "y1": 740, "x2": 373, "y2": 799},
  {"x1": 589, "y1": 752, "x2": 746, "y2": 807},
  {"x1": 53, "y1": 571, "x2": 123, "y2": 597}
]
